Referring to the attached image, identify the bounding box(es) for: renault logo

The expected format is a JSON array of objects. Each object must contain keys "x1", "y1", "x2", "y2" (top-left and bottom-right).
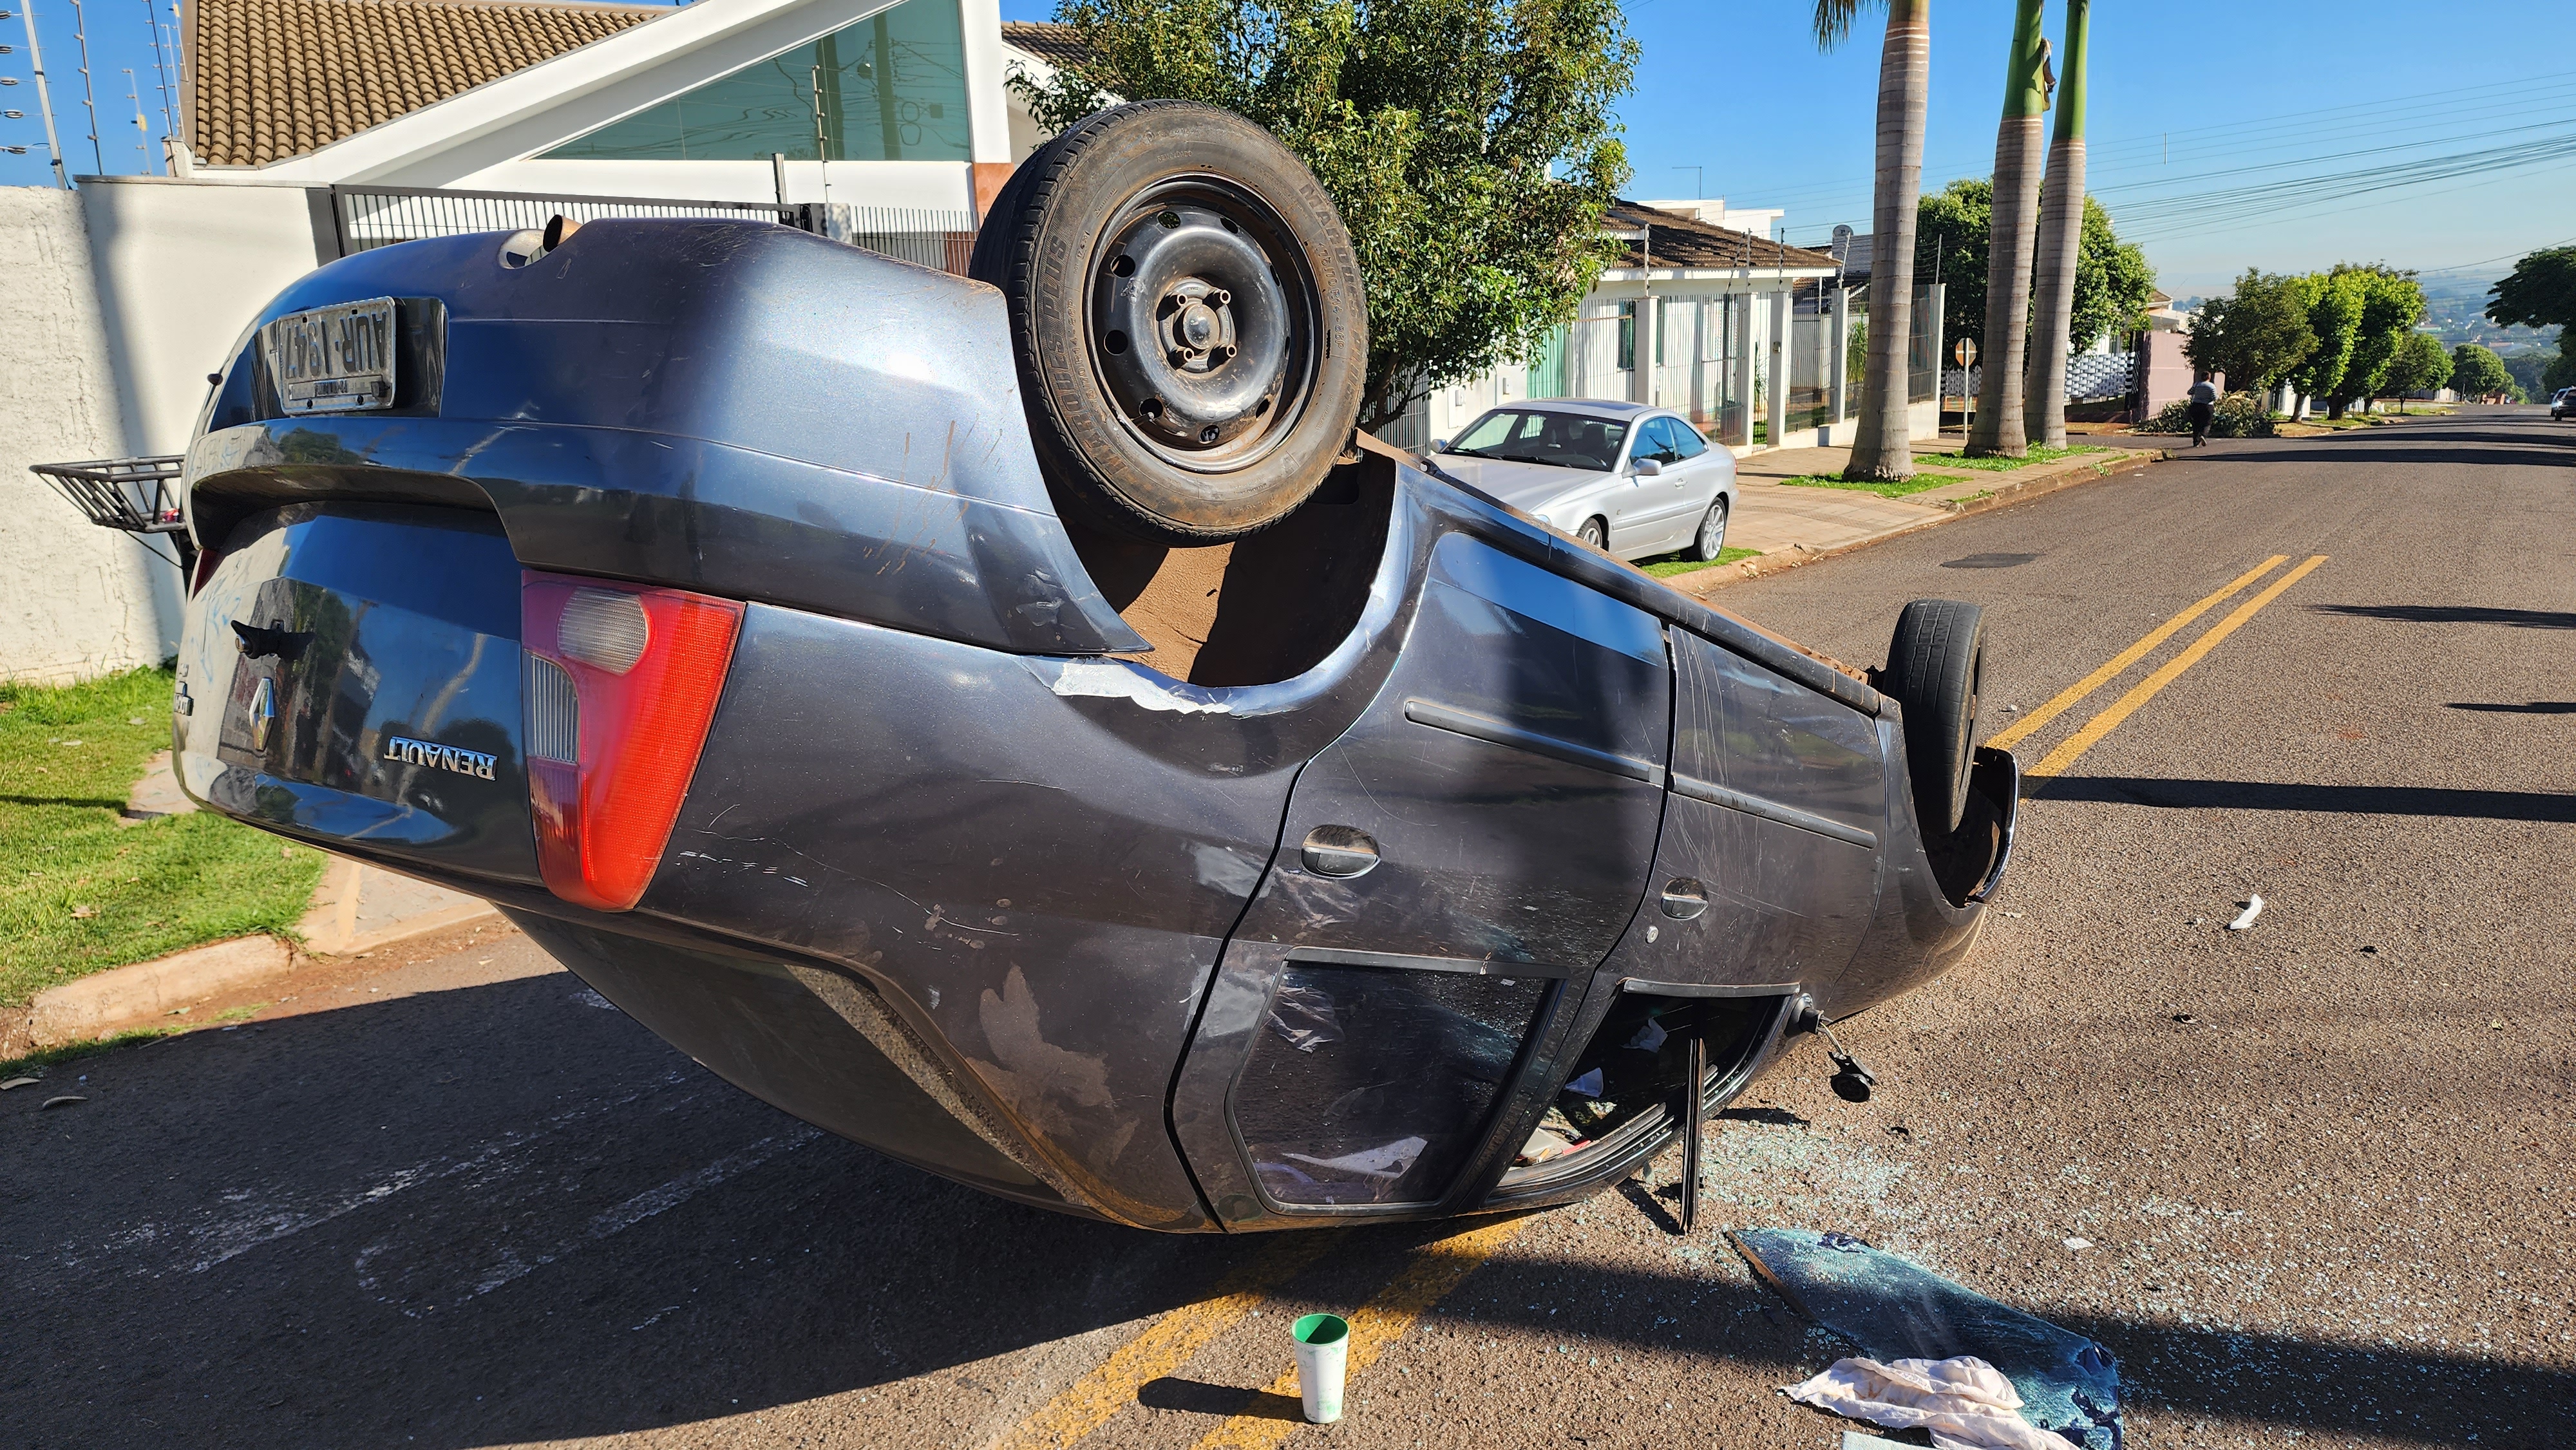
[
  {"x1": 382, "y1": 734, "x2": 497, "y2": 780},
  {"x1": 249, "y1": 677, "x2": 276, "y2": 751}
]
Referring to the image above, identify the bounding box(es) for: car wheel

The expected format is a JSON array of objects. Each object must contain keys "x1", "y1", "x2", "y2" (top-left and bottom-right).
[
  {"x1": 969, "y1": 101, "x2": 1368, "y2": 543},
  {"x1": 1881, "y1": 599, "x2": 1985, "y2": 836},
  {"x1": 1577, "y1": 517, "x2": 1609, "y2": 551},
  {"x1": 1687, "y1": 497, "x2": 1729, "y2": 561}
]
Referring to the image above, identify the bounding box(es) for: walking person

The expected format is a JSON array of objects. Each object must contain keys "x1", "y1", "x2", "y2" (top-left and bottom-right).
[{"x1": 2186, "y1": 377, "x2": 2219, "y2": 446}]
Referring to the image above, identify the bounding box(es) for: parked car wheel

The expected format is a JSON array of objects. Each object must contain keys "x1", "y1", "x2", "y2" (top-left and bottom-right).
[
  {"x1": 1577, "y1": 516, "x2": 1609, "y2": 551},
  {"x1": 1881, "y1": 599, "x2": 1985, "y2": 835},
  {"x1": 1688, "y1": 498, "x2": 1730, "y2": 561},
  {"x1": 970, "y1": 101, "x2": 1368, "y2": 543}
]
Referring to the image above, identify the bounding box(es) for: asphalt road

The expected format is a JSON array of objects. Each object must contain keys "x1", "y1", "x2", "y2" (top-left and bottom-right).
[{"x1": 7, "y1": 408, "x2": 2571, "y2": 1449}]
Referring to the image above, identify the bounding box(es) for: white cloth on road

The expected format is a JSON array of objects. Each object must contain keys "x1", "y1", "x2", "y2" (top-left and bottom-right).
[{"x1": 1783, "y1": 1355, "x2": 2085, "y2": 1450}]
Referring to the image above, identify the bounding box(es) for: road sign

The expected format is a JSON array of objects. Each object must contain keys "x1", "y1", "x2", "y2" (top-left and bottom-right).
[{"x1": 1953, "y1": 337, "x2": 1978, "y2": 368}]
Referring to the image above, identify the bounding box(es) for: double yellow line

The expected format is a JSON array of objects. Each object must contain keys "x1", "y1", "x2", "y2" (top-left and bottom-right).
[
  {"x1": 996, "y1": 1217, "x2": 1527, "y2": 1450},
  {"x1": 1993, "y1": 552, "x2": 2328, "y2": 778}
]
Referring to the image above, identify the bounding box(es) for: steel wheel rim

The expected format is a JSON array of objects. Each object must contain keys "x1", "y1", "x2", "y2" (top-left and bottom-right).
[{"x1": 1086, "y1": 176, "x2": 1321, "y2": 475}]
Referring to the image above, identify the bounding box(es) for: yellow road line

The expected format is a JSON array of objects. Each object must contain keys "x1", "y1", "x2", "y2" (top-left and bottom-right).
[
  {"x1": 1190, "y1": 1217, "x2": 1527, "y2": 1450},
  {"x1": 1986, "y1": 554, "x2": 2291, "y2": 751},
  {"x1": 2029, "y1": 554, "x2": 2329, "y2": 778},
  {"x1": 995, "y1": 1236, "x2": 1331, "y2": 1450}
]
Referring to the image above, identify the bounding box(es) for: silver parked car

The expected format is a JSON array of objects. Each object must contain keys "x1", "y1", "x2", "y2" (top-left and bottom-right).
[{"x1": 1426, "y1": 400, "x2": 1737, "y2": 563}]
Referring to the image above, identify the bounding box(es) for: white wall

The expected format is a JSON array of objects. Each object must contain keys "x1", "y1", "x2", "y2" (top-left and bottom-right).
[
  {"x1": 0, "y1": 187, "x2": 175, "y2": 683},
  {"x1": 79, "y1": 177, "x2": 328, "y2": 455}
]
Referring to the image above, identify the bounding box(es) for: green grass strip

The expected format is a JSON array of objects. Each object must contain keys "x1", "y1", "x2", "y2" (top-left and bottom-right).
[
  {"x1": 1776, "y1": 472, "x2": 1971, "y2": 499},
  {"x1": 1642, "y1": 546, "x2": 1763, "y2": 578},
  {"x1": 0, "y1": 668, "x2": 325, "y2": 1008},
  {"x1": 1913, "y1": 443, "x2": 2111, "y2": 473}
]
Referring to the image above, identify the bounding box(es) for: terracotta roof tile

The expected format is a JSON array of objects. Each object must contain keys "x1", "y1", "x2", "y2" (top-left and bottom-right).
[
  {"x1": 1607, "y1": 200, "x2": 1840, "y2": 273},
  {"x1": 998, "y1": 19, "x2": 1090, "y2": 73},
  {"x1": 190, "y1": 0, "x2": 666, "y2": 166}
]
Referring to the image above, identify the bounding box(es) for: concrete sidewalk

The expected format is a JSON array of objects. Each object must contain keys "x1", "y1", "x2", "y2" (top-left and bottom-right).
[{"x1": 1692, "y1": 434, "x2": 2166, "y2": 592}]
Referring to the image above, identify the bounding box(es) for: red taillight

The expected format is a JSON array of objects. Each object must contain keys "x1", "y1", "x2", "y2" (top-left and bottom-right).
[
  {"x1": 520, "y1": 572, "x2": 744, "y2": 912},
  {"x1": 189, "y1": 544, "x2": 223, "y2": 598}
]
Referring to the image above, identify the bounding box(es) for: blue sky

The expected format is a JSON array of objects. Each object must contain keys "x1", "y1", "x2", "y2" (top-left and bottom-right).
[{"x1": 9, "y1": 0, "x2": 2572, "y2": 294}]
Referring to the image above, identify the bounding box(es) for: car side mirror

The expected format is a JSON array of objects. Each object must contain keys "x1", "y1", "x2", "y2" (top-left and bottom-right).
[
  {"x1": 1430, "y1": 438, "x2": 1450, "y2": 454},
  {"x1": 1632, "y1": 457, "x2": 1663, "y2": 477}
]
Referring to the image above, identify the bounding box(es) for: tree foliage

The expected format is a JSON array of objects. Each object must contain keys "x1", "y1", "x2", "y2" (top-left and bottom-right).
[
  {"x1": 2448, "y1": 342, "x2": 2514, "y2": 399},
  {"x1": 1912, "y1": 180, "x2": 2154, "y2": 355},
  {"x1": 2184, "y1": 269, "x2": 2315, "y2": 394},
  {"x1": 2290, "y1": 270, "x2": 2364, "y2": 406},
  {"x1": 2547, "y1": 348, "x2": 2576, "y2": 396},
  {"x1": 2387, "y1": 330, "x2": 2454, "y2": 399},
  {"x1": 1019, "y1": 0, "x2": 1639, "y2": 428},
  {"x1": 2483, "y1": 246, "x2": 2576, "y2": 332},
  {"x1": 2324, "y1": 264, "x2": 2425, "y2": 416}
]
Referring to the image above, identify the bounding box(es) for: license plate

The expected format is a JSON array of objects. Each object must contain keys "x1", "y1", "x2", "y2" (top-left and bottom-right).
[{"x1": 261, "y1": 297, "x2": 398, "y2": 414}]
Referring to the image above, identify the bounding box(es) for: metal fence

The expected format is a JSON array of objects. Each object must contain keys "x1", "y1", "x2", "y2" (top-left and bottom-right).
[{"x1": 327, "y1": 185, "x2": 978, "y2": 276}]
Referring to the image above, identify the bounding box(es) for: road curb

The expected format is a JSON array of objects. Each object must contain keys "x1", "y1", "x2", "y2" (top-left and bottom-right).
[
  {"x1": 1680, "y1": 447, "x2": 2166, "y2": 596},
  {"x1": 26, "y1": 936, "x2": 292, "y2": 1048}
]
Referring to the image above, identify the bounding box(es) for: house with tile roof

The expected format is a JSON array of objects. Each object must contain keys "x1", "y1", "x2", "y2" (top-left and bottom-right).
[{"x1": 1410, "y1": 200, "x2": 1944, "y2": 457}]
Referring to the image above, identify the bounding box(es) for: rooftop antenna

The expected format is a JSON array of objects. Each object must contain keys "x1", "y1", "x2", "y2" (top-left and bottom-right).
[
  {"x1": 9, "y1": 0, "x2": 70, "y2": 185},
  {"x1": 66, "y1": 0, "x2": 96, "y2": 170}
]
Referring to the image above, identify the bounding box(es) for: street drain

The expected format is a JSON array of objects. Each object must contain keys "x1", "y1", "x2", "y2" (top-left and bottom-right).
[{"x1": 1940, "y1": 552, "x2": 2041, "y2": 569}]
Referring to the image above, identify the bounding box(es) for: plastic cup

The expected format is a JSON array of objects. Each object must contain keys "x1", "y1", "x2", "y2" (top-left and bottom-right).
[{"x1": 1291, "y1": 1312, "x2": 1350, "y2": 1424}]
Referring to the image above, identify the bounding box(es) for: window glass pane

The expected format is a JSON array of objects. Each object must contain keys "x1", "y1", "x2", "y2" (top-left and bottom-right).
[
  {"x1": 545, "y1": 0, "x2": 972, "y2": 162},
  {"x1": 1636, "y1": 417, "x2": 1674, "y2": 461},
  {"x1": 1669, "y1": 417, "x2": 1709, "y2": 458}
]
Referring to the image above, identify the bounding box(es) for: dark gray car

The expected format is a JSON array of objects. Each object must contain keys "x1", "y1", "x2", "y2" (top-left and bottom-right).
[{"x1": 171, "y1": 104, "x2": 2014, "y2": 1233}]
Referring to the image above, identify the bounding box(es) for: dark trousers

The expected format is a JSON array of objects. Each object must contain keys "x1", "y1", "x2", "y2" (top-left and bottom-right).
[{"x1": 2188, "y1": 400, "x2": 2214, "y2": 444}]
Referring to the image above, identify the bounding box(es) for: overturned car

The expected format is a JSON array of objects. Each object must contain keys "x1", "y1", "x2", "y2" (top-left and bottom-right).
[{"x1": 173, "y1": 104, "x2": 2015, "y2": 1233}]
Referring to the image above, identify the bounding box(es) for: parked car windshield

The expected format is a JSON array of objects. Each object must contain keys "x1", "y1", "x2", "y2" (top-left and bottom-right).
[{"x1": 1445, "y1": 409, "x2": 1631, "y2": 471}]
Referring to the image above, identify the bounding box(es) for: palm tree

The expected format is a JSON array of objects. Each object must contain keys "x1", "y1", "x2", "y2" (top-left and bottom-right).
[
  {"x1": 1967, "y1": 0, "x2": 2050, "y2": 458},
  {"x1": 1820, "y1": 0, "x2": 1931, "y2": 484},
  {"x1": 2024, "y1": 0, "x2": 2090, "y2": 449}
]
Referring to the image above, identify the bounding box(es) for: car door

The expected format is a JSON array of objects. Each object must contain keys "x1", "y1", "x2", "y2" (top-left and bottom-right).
[
  {"x1": 1611, "y1": 418, "x2": 1682, "y2": 553},
  {"x1": 1172, "y1": 531, "x2": 1672, "y2": 1219},
  {"x1": 1660, "y1": 417, "x2": 1720, "y2": 551}
]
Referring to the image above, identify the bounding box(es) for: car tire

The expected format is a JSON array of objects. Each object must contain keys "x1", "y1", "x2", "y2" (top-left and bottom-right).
[
  {"x1": 969, "y1": 101, "x2": 1368, "y2": 543},
  {"x1": 1881, "y1": 599, "x2": 1985, "y2": 836},
  {"x1": 1687, "y1": 497, "x2": 1729, "y2": 561},
  {"x1": 1577, "y1": 517, "x2": 1609, "y2": 551}
]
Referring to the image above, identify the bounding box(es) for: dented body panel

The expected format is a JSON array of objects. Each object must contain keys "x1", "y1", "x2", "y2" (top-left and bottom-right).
[{"x1": 175, "y1": 219, "x2": 2014, "y2": 1232}]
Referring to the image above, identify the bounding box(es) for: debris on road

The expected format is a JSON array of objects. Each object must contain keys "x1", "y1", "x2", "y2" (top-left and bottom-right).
[
  {"x1": 0, "y1": 1076, "x2": 41, "y2": 1091},
  {"x1": 1785, "y1": 1355, "x2": 2086, "y2": 1450},
  {"x1": 1292, "y1": 1312, "x2": 1350, "y2": 1424},
  {"x1": 2062, "y1": 1238, "x2": 2092, "y2": 1251},
  {"x1": 2227, "y1": 896, "x2": 2265, "y2": 931},
  {"x1": 41, "y1": 1095, "x2": 87, "y2": 1109},
  {"x1": 1730, "y1": 1229, "x2": 2123, "y2": 1450}
]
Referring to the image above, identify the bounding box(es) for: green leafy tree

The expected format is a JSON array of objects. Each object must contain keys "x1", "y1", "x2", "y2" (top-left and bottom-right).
[
  {"x1": 1818, "y1": 0, "x2": 1933, "y2": 484},
  {"x1": 2325, "y1": 264, "x2": 2425, "y2": 418},
  {"x1": 2448, "y1": 342, "x2": 2514, "y2": 400},
  {"x1": 2385, "y1": 330, "x2": 2451, "y2": 412},
  {"x1": 2290, "y1": 270, "x2": 2365, "y2": 410},
  {"x1": 2545, "y1": 348, "x2": 2576, "y2": 395},
  {"x1": 2485, "y1": 246, "x2": 2576, "y2": 331},
  {"x1": 1920, "y1": 181, "x2": 2153, "y2": 357},
  {"x1": 2499, "y1": 352, "x2": 2551, "y2": 397},
  {"x1": 2183, "y1": 269, "x2": 2315, "y2": 397},
  {"x1": 1019, "y1": 0, "x2": 1639, "y2": 430}
]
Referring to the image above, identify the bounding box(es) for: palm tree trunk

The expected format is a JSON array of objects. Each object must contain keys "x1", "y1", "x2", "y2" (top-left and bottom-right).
[
  {"x1": 2024, "y1": 0, "x2": 2088, "y2": 448},
  {"x1": 1967, "y1": 0, "x2": 2050, "y2": 458},
  {"x1": 1843, "y1": 0, "x2": 1930, "y2": 482}
]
